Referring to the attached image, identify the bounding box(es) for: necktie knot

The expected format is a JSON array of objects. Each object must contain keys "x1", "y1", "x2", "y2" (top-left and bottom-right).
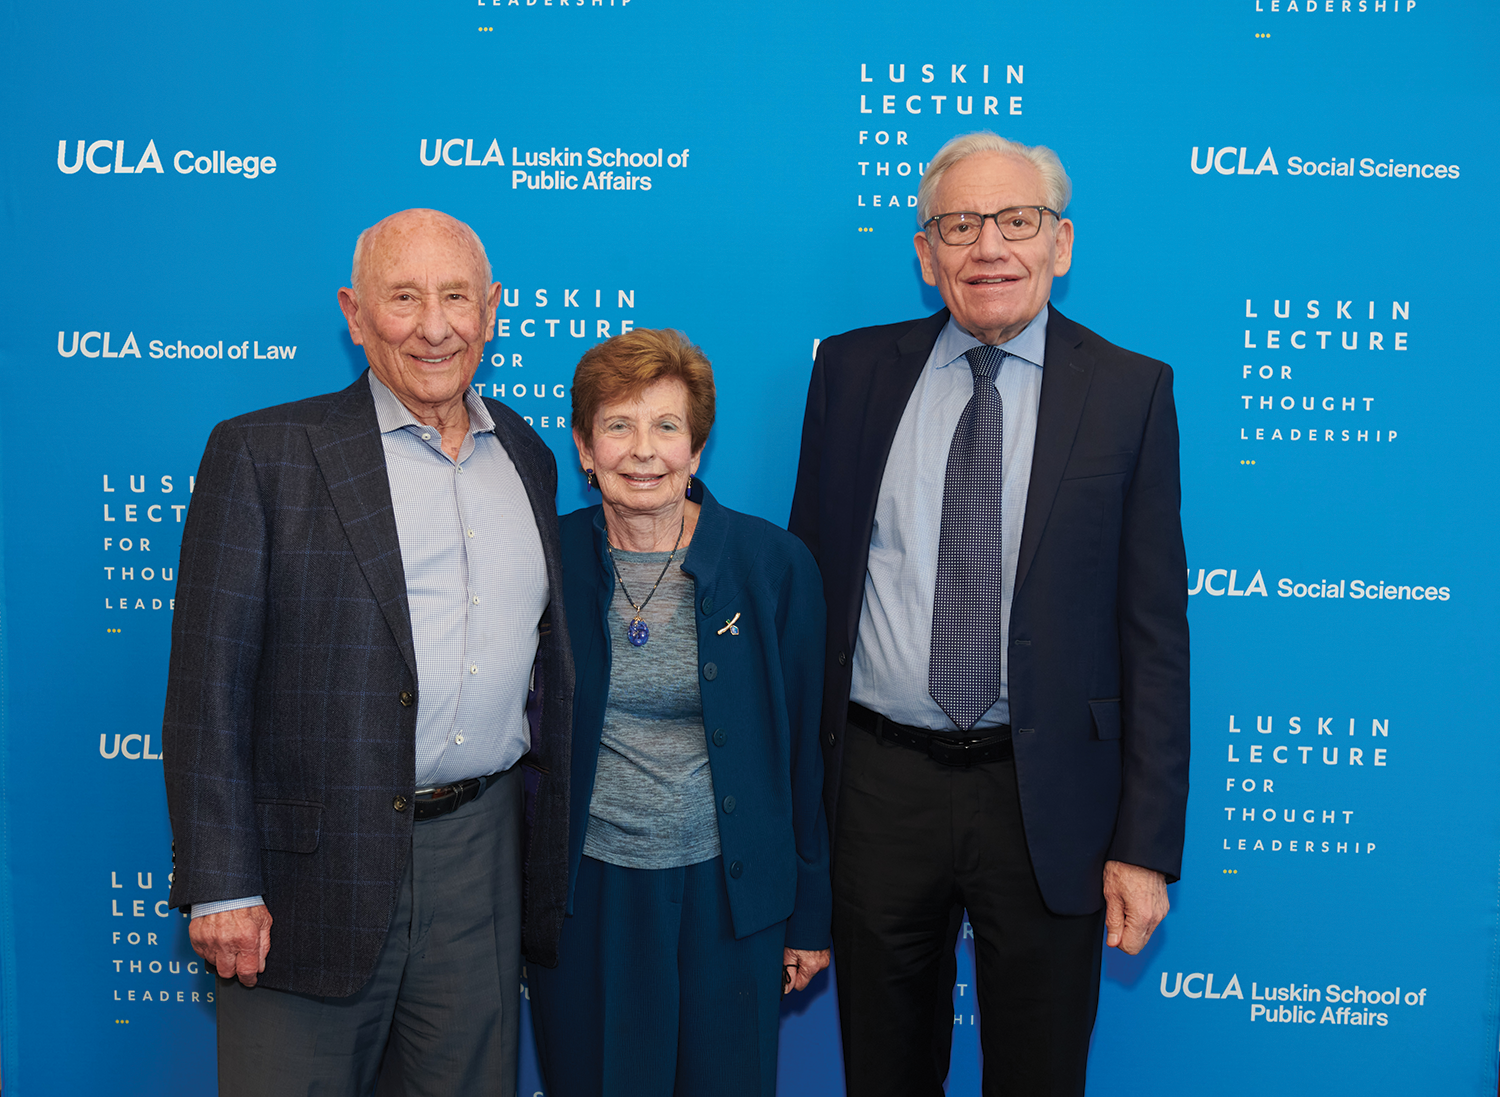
[{"x1": 963, "y1": 344, "x2": 1008, "y2": 385}]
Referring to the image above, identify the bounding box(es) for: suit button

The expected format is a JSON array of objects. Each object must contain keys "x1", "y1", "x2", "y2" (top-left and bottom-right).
[
  {"x1": 722, "y1": 795, "x2": 737, "y2": 814},
  {"x1": 393, "y1": 795, "x2": 409, "y2": 812},
  {"x1": 728, "y1": 860, "x2": 744, "y2": 879},
  {"x1": 827, "y1": 732, "x2": 836, "y2": 747},
  {"x1": 701, "y1": 596, "x2": 714, "y2": 615},
  {"x1": 399, "y1": 690, "x2": 415, "y2": 707},
  {"x1": 837, "y1": 651, "x2": 847, "y2": 666},
  {"x1": 702, "y1": 662, "x2": 718, "y2": 681},
  {"x1": 712, "y1": 728, "x2": 727, "y2": 747}
]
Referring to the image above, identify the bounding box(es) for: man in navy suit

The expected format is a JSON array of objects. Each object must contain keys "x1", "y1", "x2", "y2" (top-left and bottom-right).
[
  {"x1": 789, "y1": 132, "x2": 1190, "y2": 1095},
  {"x1": 163, "y1": 209, "x2": 572, "y2": 1097}
]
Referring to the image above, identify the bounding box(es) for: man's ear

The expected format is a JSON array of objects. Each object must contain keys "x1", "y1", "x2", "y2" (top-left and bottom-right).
[
  {"x1": 484, "y1": 282, "x2": 502, "y2": 341},
  {"x1": 914, "y1": 231, "x2": 938, "y2": 287},
  {"x1": 1052, "y1": 219, "x2": 1074, "y2": 277},
  {"x1": 337, "y1": 288, "x2": 365, "y2": 346}
]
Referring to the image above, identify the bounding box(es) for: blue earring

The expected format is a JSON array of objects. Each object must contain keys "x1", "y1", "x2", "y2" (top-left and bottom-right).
[
  {"x1": 686, "y1": 474, "x2": 693, "y2": 499},
  {"x1": 585, "y1": 468, "x2": 596, "y2": 489}
]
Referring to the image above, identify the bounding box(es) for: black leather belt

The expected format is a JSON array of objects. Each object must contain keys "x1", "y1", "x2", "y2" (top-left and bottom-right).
[
  {"x1": 847, "y1": 702, "x2": 1013, "y2": 766},
  {"x1": 412, "y1": 770, "x2": 506, "y2": 821}
]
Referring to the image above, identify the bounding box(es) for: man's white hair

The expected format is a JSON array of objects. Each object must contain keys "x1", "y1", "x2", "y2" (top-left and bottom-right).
[
  {"x1": 348, "y1": 209, "x2": 492, "y2": 299},
  {"x1": 916, "y1": 132, "x2": 1072, "y2": 227}
]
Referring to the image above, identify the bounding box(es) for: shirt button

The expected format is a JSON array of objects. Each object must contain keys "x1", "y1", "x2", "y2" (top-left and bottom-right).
[
  {"x1": 472, "y1": 596, "x2": 481, "y2": 605},
  {"x1": 455, "y1": 733, "x2": 465, "y2": 745},
  {"x1": 420, "y1": 432, "x2": 431, "y2": 441},
  {"x1": 456, "y1": 465, "x2": 464, "y2": 474},
  {"x1": 467, "y1": 529, "x2": 475, "y2": 538},
  {"x1": 470, "y1": 665, "x2": 479, "y2": 675}
]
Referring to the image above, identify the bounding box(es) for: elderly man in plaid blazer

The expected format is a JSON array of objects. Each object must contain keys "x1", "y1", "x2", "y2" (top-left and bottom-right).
[{"x1": 163, "y1": 209, "x2": 572, "y2": 1097}]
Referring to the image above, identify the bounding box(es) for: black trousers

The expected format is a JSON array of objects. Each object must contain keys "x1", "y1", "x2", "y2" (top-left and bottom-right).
[{"x1": 832, "y1": 724, "x2": 1104, "y2": 1097}]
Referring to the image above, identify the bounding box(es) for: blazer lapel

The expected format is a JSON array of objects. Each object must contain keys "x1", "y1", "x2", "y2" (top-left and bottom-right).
[
  {"x1": 307, "y1": 375, "x2": 418, "y2": 681},
  {"x1": 1015, "y1": 305, "x2": 1095, "y2": 597}
]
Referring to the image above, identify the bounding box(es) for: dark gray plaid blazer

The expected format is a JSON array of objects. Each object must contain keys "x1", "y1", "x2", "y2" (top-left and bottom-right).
[{"x1": 163, "y1": 373, "x2": 574, "y2": 997}]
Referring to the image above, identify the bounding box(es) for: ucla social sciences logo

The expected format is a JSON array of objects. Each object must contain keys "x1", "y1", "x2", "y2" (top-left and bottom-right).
[
  {"x1": 57, "y1": 140, "x2": 278, "y2": 178},
  {"x1": 1189, "y1": 146, "x2": 1459, "y2": 180}
]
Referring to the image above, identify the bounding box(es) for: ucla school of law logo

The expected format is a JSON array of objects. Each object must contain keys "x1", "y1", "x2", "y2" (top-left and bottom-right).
[
  {"x1": 57, "y1": 330, "x2": 297, "y2": 361},
  {"x1": 57, "y1": 140, "x2": 278, "y2": 178}
]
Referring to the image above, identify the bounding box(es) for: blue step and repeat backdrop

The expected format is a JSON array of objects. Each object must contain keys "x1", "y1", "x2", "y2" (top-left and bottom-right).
[{"x1": 3, "y1": 0, "x2": 1498, "y2": 1093}]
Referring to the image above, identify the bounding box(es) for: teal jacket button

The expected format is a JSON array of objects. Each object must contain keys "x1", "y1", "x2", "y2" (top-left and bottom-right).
[
  {"x1": 722, "y1": 795, "x2": 737, "y2": 814},
  {"x1": 728, "y1": 860, "x2": 744, "y2": 878},
  {"x1": 703, "y1": 662, "x2": 718, "y2": 681},
  {"x1": 712, "y1": 728, "x2": 727, "y2": 747},
  {"x1": 702, "y1": 596, "x2": 714, "y2": 614}
]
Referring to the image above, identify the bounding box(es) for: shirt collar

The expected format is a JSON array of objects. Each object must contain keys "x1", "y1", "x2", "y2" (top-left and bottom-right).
[
  {"x1": 933, "y1": 303, "x2": 1049, "y2": 372},
  {"x1": 367, "y1": 371, "x2": 496, "y2": 436}
]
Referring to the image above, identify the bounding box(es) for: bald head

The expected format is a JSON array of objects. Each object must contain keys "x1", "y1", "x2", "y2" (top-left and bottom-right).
[
  {"x1": 349, "y1": 209, "x2": 492, "y2": 303},
  {"x1": 337, "y1": 208, "x2": 502, "y2": 427}
]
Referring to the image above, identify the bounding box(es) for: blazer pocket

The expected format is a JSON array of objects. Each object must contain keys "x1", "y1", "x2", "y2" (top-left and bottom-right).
[
  {"x1": 1089, "y1": 699, "x2": 1122, "y2": 741},
  {"x1": 256, "y1": 800, "x2": 323, "y2": 853},
  {"x1": 1062, "y1": 451, "x2": 1135, "y2": 481}
]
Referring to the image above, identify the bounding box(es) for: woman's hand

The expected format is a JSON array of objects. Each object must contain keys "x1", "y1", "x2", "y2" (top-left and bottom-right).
[{"x1": 782, "y1": 947, "x2": 831, "y2": 994}]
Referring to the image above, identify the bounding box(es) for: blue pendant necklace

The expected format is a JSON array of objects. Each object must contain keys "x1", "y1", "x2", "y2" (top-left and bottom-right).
[{"x1": 605, "y1": 515, "x2": 686, "y2": 647}]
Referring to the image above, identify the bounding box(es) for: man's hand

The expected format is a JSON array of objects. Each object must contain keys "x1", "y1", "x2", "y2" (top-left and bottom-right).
[
  {"x1": 190, "y1": 906, "x2": 273, "y2": 986},
  {"x1": 1102, "y1": 861, "x2": 1168, "y2": 955},
  {"x1": 783, "y1": 947, "x2": 831, "y2": 994}
]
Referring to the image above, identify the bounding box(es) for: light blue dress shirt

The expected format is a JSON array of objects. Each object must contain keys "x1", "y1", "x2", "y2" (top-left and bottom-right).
[
  {"x1": 193, "y1": 374, "x2": 548, "y2": 919},
  {"x1": 849, "y1": 306, "x2": 1049, "y2": 732},
  {"x1": 369, "y1": 372, "x2": 548, "y2": 788}
]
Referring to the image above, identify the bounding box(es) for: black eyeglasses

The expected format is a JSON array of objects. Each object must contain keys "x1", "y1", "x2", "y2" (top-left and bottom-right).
[{"x1": 922, "y1": 206, "x2": 1061, "y2": 245}]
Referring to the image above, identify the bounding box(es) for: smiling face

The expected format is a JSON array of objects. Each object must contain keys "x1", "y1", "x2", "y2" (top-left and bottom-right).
[
  {"x1": 574, "y1": 378, "x2": 701, "y2": 526},
  {"x1": 337, "y1": 210, "x2": 501, "y2": 418},
  {"x1": 914, "y1": 152, "x2": 1073, "y2": 346}
]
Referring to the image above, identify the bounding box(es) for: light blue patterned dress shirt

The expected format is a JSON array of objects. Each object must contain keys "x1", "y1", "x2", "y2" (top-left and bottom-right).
[
  {"x1": 849, "y1": 306, "x2": 1049, "y2": 732},
  {"x1": 369, "y1": 372, "x2": 548, "y2": 788}
]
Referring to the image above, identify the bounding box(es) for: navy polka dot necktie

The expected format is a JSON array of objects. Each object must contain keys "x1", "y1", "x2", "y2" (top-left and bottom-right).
[{"x1": 928, "y1": 344, "x2": 1007, "y2": 731}]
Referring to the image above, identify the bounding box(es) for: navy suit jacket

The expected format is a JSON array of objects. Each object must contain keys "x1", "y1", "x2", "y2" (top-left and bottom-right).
[
  {"x1": 788, "y1": 305, "x2": 1190, "y2": 916},
  {"x1": 558, "y1": 482, "x2": 832, "y2": 950},
  {"x1": 163, "y1": 372, "x2": 575, "y2": 996}
]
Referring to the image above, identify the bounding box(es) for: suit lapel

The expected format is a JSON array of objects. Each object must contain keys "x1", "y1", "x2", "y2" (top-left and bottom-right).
[
  {"x1": 307, "y1": 375, "x2": 418, "y2": 681},
  {"x1": 1015, "y1": 306, "x2": 1095, "y2": 597}
]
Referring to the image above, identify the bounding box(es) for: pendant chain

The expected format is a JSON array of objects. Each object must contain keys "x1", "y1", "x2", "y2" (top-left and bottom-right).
[{"x1": 606, "y1": 516, "x2": 686, "y2": 644}]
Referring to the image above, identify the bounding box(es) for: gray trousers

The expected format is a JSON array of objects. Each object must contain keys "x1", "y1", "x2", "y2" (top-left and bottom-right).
[{"x1": 216, "y1": 767, "x2": 522, "y2": 1097}]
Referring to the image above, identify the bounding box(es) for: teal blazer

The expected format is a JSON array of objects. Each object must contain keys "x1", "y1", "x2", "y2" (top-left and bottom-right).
[{"x1": 558, "y1": 481, "x2": 831, "y2": 950}]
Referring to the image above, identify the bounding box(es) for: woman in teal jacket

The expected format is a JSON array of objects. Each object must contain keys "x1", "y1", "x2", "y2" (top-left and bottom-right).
[{"x1": 529, "y1": 328, "x2": 831, "y2": 1097}]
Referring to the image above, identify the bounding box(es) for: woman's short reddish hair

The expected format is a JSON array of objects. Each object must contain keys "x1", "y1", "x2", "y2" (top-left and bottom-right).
[{"x1": 571, "y1": 328, "x2": 716, "y2": 453}]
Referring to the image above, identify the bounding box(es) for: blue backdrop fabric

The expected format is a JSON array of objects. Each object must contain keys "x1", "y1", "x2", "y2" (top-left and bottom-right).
[{"x1": 3, "y1": 1, "x2": 1498, "y2": 1094}]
